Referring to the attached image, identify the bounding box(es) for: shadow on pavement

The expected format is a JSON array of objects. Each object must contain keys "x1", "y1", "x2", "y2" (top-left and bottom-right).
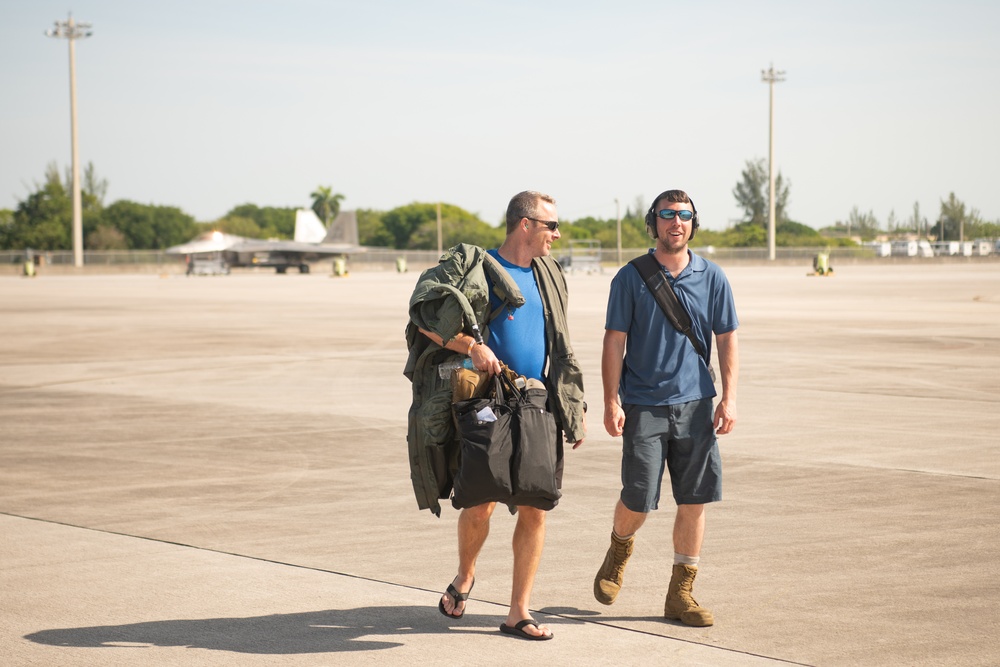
[{"x1": 25, "y1": 605, "x2": 514, "y2": 654}]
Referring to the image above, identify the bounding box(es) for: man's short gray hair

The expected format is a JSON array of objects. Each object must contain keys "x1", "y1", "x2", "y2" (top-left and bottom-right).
[{"x1": 505, "y1": 190, "x2": 556, "y2": 234}]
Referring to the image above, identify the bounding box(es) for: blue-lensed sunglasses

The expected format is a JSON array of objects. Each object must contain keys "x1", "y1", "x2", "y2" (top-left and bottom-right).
[{"x1": 657, "y1": 209, "x2": 694, "y2": 221}]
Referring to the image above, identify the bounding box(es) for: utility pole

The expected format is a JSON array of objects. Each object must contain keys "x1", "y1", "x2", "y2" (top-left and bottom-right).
[
  {"x1": 615, "y1": 198, "x2": 621, "y2": 266},
  {"x1": 761, "y1": 63, "x2": 785, "y2": 262},
  {"x1": 47, "y1": 14, "x2": 93, "y2": 268}
]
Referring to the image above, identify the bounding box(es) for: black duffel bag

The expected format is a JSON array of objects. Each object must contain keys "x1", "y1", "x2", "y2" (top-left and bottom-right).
[{"x1": 451, "y1": 370, "x2": 559, "y2": 511}]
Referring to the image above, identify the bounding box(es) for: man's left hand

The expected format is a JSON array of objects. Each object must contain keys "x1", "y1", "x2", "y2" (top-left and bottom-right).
[
  {"x1": 713, "y1": 400, "x2": 737, "y2": 435},
  {"x1": 570, "y1": 411, "x2": 586, "y2": 449}
]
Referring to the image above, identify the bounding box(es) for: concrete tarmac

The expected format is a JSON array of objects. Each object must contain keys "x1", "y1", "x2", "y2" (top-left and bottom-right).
[{"x1": 2, "y1": 262, "x2": 998, "y2": 666}]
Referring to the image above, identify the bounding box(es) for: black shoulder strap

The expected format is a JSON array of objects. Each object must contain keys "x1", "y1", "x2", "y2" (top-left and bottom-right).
[{"x1": 629, "y1": 254, "x2": 706, "y2": 360}]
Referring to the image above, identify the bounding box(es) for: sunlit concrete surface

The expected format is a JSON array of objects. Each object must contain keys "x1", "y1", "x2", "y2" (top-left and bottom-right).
[{"x1": 1, "y1": 262, "x2": 998, "y2": 666}]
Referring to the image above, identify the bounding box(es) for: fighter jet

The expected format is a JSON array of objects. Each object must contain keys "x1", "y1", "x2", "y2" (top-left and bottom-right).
[{"x1": 167, "y1": 209, "x2": 365, "y2": 274}]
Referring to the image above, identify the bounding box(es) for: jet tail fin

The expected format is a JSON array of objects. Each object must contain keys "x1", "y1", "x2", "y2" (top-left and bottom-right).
[
  {"x1": 294, "y1": 209, "x2": 328, "y2": 243},
  {"x1": 323, "y1": 210, "x2": 360, "y2": 246}
]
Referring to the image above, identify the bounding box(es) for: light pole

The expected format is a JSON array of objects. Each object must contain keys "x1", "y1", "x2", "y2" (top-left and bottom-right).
[
  {"x1": 46, "y1": 14, "x2": 93, "y2": 268},
  {"x1": 761, "y1": 63, "x2": 785, "y2": 262}
]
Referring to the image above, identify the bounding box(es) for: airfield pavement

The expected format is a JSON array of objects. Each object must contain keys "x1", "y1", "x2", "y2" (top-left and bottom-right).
[{"x1": 1, "y1": 260, "x2": 998, "y2": 666}]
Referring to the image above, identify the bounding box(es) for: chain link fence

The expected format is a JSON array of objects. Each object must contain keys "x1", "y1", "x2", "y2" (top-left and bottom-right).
[{"x1": 3, "y1": 244, "x2": 996, "y2": 275}]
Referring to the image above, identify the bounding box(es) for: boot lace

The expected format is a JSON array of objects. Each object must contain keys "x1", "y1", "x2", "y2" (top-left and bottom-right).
[{"x1": 609, "y1": 539, "x2": 633, "y2": 580}]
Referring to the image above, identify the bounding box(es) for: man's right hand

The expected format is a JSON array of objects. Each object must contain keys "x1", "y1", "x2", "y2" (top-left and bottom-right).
[
  {"x1": 604, "y1": 401, "x2": 625, "y2": 437},
  {"x1": 469, "y1": 342, "x2": 502, "y2": 376}
]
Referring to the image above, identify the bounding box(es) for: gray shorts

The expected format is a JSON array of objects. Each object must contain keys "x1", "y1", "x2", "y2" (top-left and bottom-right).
[{"x1": 620, "y1": 399, "x2": 722, "y2": 511}]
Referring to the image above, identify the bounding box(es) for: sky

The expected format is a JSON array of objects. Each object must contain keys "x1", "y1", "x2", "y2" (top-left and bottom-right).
[{"x1": 2, "y1": 0, "x2": 999, "y2": 231}]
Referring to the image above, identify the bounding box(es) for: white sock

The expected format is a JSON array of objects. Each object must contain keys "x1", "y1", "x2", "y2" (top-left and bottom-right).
[{"x1": 674, "y1": 553, "x2": 700, "y2": 567}]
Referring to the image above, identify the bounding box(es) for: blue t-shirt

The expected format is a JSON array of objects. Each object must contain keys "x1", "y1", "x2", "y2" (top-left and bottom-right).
[
  {"x1": 605, "y1": 249, "x2": 738, "y2": 406},
  {"x1": 486, "y1": 249, "x2": 547, "y2": 381}
]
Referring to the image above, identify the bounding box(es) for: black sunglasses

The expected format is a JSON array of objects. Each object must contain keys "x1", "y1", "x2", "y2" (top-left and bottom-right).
[
  {"x1": 526, "y1": 217, "x2": 559, "y2": 231},
  {"x1": 657, "y1": 209, "x2": 694, "y2": 221}
]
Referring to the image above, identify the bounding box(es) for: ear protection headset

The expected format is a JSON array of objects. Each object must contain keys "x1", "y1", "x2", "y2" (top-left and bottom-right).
[{"x1": 645, "y1": 190, "x2": 699, "y2": 240}]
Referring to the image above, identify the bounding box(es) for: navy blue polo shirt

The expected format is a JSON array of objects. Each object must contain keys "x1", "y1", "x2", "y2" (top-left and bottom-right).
[{"x1": 606, "y1": 249, "x2": 738, "y2": 406}]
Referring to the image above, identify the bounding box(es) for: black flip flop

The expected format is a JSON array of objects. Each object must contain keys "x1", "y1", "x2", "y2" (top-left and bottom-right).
[
  {"x1": 437, "y1": 578, "x2": 474, "y2": 619},
  {"x1": 499, "y1": 619, "x2": 553, "y2": 641}
]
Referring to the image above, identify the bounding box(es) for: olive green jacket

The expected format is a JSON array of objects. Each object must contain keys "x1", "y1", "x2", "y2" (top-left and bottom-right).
[{"x1": 404, "y1": 243, "x2": 586, "y2": 516}]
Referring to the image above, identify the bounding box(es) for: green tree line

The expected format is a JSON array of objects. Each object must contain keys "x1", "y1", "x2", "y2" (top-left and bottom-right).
[
  {"x1": 821, "y1": 194, "x2": 1000, "y2": 242},
  {"x1": 3, "y1": 161, "x2": 997, "y2": 253}
]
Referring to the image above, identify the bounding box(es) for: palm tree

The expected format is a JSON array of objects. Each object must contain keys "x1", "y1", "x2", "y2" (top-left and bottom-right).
[{"x1": 310, "y1": 186, "x2": 346, "y2": 226}]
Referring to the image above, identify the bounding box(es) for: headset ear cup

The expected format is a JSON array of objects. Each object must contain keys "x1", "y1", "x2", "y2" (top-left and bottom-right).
[{"x1": 689, "y1": 199, "x2": 699, "y2": 240}]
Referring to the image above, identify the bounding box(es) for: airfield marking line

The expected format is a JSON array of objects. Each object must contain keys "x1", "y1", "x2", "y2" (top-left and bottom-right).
[{"x1": 3, "y1": 510, "x2": 811, "y2": 666}]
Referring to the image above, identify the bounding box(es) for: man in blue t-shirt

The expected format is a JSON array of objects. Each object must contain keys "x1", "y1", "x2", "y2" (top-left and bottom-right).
[
  {"x1": 423, "y1": 191, "x2": 586, "y2": 641},
  {"x1": 594, "y1": 189, "x2": 739, "y2": 627}
]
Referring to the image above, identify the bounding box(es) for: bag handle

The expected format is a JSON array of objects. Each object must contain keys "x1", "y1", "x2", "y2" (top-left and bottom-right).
[
  {"x1": 491, "y1": 374, "x2": 506, "y2": 404},
  {"x1": 497, "y1": 365, "x2": 523, "y2": 401}
]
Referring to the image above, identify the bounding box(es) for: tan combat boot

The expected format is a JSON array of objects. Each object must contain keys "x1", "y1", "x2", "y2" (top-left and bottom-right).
[
  {"x1": 664, "y1": 563, "x2": 714, "y2": 626},
  {"x1": 593, "y1": 532, "x2": 634, "y2": 605}
]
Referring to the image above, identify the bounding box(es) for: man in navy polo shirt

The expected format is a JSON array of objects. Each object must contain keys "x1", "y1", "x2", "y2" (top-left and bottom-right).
[{"x1": 593, "y1": 189, "x2": 739, "y2": 626}]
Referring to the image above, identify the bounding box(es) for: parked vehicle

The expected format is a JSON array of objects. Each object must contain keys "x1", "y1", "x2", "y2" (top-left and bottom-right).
[
  {"x1": 187, "y1": 255, "x2": 229, "y2": 276},
  {"x1": 890, "y1": 240, "x2": 934, "y2": 257},
  {"x1": 863, "y1": 241, "x2": 892, "y2": 257},
  {"x1": 971, "y1": 240, "x2": 993, "y2": 256},
  {"x1": 932, "y1": 241, "x2": 960, "y2": 256}
]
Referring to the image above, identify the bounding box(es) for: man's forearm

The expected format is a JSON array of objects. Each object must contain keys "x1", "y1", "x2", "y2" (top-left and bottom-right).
[
  {"x1": 602, "y1": 330, "x2": 627, "y2": 406},
  {"x1": 419, "y1": 327, "x2": 480, "y2": 356},
  {"x1": 716, "y1": 330, "x2": 739, "y2": 401}
]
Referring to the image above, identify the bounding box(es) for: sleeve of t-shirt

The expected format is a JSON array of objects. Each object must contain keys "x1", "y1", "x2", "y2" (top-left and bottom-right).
[
  {"x1": 712, "y1": 272, "x2": 739, "y2": 335},
  {"x1": 605, "y1": 268, "x2": 634, "y2": 333}
]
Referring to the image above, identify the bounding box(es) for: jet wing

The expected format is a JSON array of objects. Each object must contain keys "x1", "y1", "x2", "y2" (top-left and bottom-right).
[
  {"x1": 227, "y1": 240, "x2": 365, "y2": 255},
  {"x1": 165, "y1": 232, "x2": 248, "y2": 255}
]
